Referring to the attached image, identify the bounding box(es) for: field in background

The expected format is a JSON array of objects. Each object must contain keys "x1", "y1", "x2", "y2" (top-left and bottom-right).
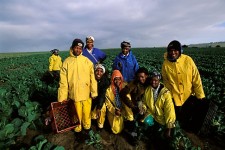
[{"x1": 0, "y1": 47, "x2": 225, "y2": 149}]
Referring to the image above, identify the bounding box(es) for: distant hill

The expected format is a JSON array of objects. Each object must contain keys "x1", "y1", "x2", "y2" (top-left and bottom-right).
[{"x1": 188, "y1": 41, "x2": 225, "y2": 48}]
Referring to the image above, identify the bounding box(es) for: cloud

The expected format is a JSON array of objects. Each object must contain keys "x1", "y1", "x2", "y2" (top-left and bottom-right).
[{"x1": 0, "y1": 0, "x2": 225, "y2": 52}]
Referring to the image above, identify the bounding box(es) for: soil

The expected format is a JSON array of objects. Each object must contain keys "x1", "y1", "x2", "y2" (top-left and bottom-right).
[{"x1": 16, "y1": 120, "x2": 225, "y2": 150}]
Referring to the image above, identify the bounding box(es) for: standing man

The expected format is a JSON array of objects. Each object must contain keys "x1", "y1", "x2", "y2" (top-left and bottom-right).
[
  {"x1": 112, "y1": 41, "x2": 139, "y2": 83},
  {"x1": 162, "y1": 40, "x2": 206, "y2": 133},
  {"x1": 82, "y1": 36, "x2": 107, "y2": 65},
  {"x1": 58, "y1": 38, "x2": 98, "y2": 133}
]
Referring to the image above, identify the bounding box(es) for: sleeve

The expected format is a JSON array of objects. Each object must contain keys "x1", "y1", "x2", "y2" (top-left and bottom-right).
[
  {"x1": 99, "y1": 50, "x2": 107, "y2": 63},
  {"x1": 161, "y1": 61, "x2": 173, "y2": 91},
  {"x1": 90, "y1": 62, "x2": 98, "y2": 98},
  {"x1": 120, "y1": 84, "x2": 135, "y2": 108},
  {"x1": 105, "y1": 89, "x2": 116, "y2": 114},
  {"x1": 49, "y1": 56, "x2": 54, "y2": 71},
  {"x1": 58, "y1": 62, "x2": 68, "y2": 102},
  {"x1": 190, "y1": 58, "x2": 205, "y2": 99},
  {"x1": 163, "y1": 90, "x2": 176, "y2": 128},
  {"x1": 97, "y1": 77, "x2": 110, "y2": 109},
  {"x1": 133, "y1": 56, "x2": 139, "y2": 72},
  {"x1": 112, "y1": 56, "x2": 122, "y2": 71}
]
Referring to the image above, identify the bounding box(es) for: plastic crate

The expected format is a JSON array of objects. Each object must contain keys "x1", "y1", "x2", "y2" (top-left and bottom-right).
[{"x1": 50, "y1": 100, "x2": 79, "y2": 133}]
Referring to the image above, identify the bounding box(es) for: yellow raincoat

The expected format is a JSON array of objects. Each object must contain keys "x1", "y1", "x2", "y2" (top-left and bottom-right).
[
  {"x1": 142, "y1": 84, "x2": 176, "y2": 128},
  {"x1": 58, "y1": 50, "x2": 97, "y2": 132},
  {"x1": 162, "y1": 53, "x2": 205, "y2": 106},
  {"x1": 49, "y1": 54, "x2": 62, "y2": 71},
  {"x1": 58, "y1": 50, "x2": 97, "y2": 102}
]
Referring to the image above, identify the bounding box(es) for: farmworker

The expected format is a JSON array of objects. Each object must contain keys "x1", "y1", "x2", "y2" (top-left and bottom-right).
[
  {"x1": 141, "y1": 71, "x2": 176, "y2": 139},
  {"x1": 120, "y1": 67, "x2": 150, "y2": 135},
  {"x1": 112, "y1": 41, "x2": 139, "y2": 83},
  {"x1": 82, "y1": 35, "x2": 107, "y2": 65},
  {"x1": 58, "y1": 38, "x2": 98, "y2": 134},
  {"x1": 161, "y1": 40, "x2": 207, "y2": 133},
  {"x1": 105, "y1": 70, "x2": 133, "y2": 134},
  {"x1": 91, "y1": 64, "x2": 110, "y2": 130},
  {"x1": 48, "y1": 49, "x2": 62, "y2": 79}
]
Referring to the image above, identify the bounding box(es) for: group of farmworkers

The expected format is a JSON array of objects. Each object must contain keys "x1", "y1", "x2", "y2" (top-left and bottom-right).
[{"x1": 48, "y1": 36, "x2": 208, "y2": 146}]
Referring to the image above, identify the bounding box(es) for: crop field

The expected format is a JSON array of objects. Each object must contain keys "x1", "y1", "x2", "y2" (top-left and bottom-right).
[{"x1": 0, "y1": 47, "x2": 225, "y2": 149}]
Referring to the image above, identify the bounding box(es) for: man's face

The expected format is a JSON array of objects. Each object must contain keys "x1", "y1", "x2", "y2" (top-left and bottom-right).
[
  {"x1": 150, "y1": 76, "x2": 160, "y2": 89},
  {"x1": 72, "y1": 46, "x2": 82, "y2": 56},
  {"x1": 114, "y1": 77, "x2": 122, "y2": 88},
  {"x1": 95, "y1": 68, "x2": 104, "y2": 80},
  {"x1": 122, "y1": 47, "x2": 130, "y2": 56},
  {"x1": 168, "y1": 49, "x2": 180, "y2": 60},
  {"x1": 137, "y1": 72, "x2": 148, "y2": 84}
]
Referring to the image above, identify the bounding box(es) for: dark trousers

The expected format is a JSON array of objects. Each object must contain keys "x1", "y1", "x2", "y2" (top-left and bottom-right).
[{"x1": 175, "y1": 96, "x2": 209, "y2": 133}]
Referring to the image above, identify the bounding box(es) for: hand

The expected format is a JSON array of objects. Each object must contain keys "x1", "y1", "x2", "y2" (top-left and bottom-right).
[
  {"x1": 92, "y1": 96, "x2": 97, "y2": 99},
  {"x1": 164, "y1": 128, "x2": 172, "y2": 139},
  {"x1": 115, "y1": 108, "x2": 121, "y2": 116},
  {"x1": 96, "y1": 109, "x2": 101, "y2": 118},
  {"x1": 118, "y1": 62, "x2": 122, "y2": 68}
]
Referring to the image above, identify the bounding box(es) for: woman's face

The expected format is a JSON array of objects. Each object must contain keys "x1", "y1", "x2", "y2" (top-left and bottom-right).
[
  {"x1": 72, "y1": 46, "x2": 82, "y2": 56},
  {"x1": 86, "y1": 41, "x2": 94, "y2": 50},
  {"x1": 150, "y1": 76, "x2": 160, "y2": 88},
  {"x1": 137, "y1": 72, "x2": 148, "y2": 84},
  {"x1": 122, "y1": 47, "x2": 130, "y2": 56},
  {"x1": 114, "y1": 77, "x2": 122, "y2": 88},
  {"x1": 168, "y1": 49, "x2": 180, "y2": 60},
  {"x1": 95, "y1": 68, "x2": 104, "y2": 80}
]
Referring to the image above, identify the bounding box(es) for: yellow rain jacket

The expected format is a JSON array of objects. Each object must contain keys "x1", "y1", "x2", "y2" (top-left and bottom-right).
[
  {"x1": 58, "y1": 50, "x2": 97, "y2": 102},
  {"x1": 162, "y1": 53, "x2": 205, "y2": 106},
  {"x1": 49, "y1": 54, "x2": 62, "y2": 71},
  {"x1": 142, "y1": 84, "x2": 176, "y2": 128},
  {"x1": 105, "y1": 70, "x2": 131, "y2": 134}
]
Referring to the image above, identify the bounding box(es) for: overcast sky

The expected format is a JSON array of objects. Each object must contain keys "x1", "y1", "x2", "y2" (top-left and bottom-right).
[{"x1": 0, "y1": 0, "x2": 225, "y2": 52}]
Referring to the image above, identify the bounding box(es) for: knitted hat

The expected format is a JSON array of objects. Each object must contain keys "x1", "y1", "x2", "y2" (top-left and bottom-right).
[
  {"x1": 71, "y1": 38, "x2": 84, "y2": 49},
  {"x1": 121, "y1": 41, "x2": 131, "y2": 49},
  {"x1": 50, "y1": 49, "x2": 59, "y2": 53},
  {"x1": 150, "y1": 71, "x2": 161, "y2": 80},
  {"x1": 167, "y1": 40, "x2": 182, "y2": 53},
  {"x1": 95, "y1": 64, "x2": 105, "y2": 73},
  {"x1": 86, "y1": 36, "x2": 94, "y2": 42}
]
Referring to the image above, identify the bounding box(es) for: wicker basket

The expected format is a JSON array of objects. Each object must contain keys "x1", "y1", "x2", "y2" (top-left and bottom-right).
[{"x1": 50, "y1": 100, "x2": 79, "y2": 133}]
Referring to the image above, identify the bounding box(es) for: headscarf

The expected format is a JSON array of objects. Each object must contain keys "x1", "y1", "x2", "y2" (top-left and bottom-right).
[{"x1": 110, "y1": 70, "x2": 123, "y2": 95}]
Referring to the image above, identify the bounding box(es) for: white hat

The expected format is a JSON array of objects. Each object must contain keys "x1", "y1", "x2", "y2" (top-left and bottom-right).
[
  {"x1": 86, "y1": 36, "x2": 94, "y2": 42},
  {"x1": 95, "y1": 64, "x2": 105, "y2": 73}
]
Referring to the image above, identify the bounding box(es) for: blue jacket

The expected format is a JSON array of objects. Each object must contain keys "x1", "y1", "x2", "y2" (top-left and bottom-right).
[
  {"x1": 82, "y1": 47, "x2": 107, "y2": 65},
  {"x1": 112, "y1": 51, "x2": 139, "y2": 82}
]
